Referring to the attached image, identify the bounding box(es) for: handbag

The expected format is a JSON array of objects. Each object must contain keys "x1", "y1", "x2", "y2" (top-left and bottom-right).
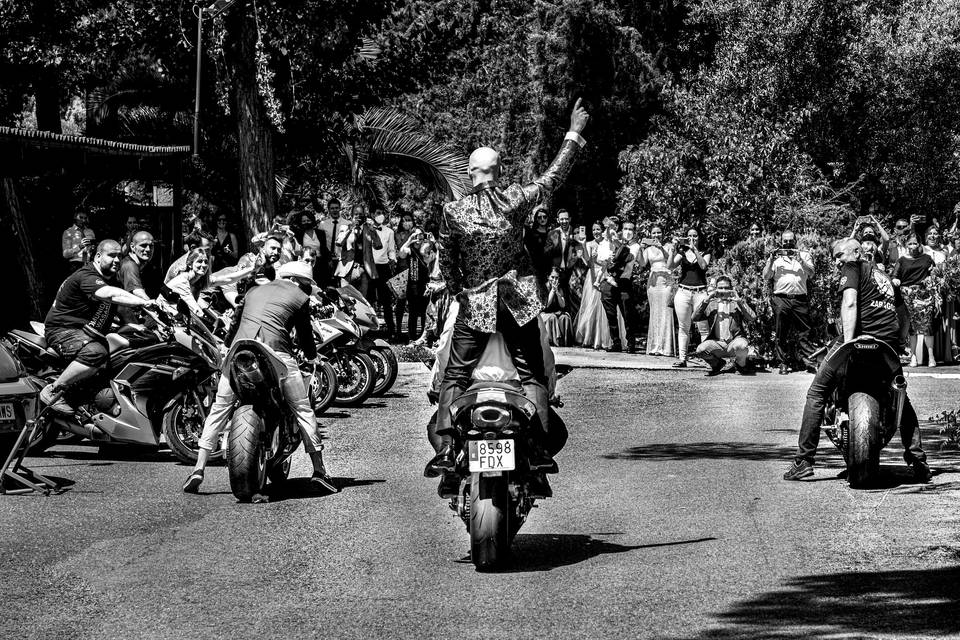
[{"x1": 387, "y1": 268, "x2": 410, "y2": 300}]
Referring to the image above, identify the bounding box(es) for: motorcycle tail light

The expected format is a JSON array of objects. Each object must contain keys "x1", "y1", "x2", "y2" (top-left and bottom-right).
[
  {"x1": 471, "y1": 405, "x2": 511, "y2": 430},
  {"x1": 232, "y1": 351, "x2": 264, "y2": 392}
]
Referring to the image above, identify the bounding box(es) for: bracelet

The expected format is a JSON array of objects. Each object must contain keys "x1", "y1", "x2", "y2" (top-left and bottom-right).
[{"x1": 564, "y1": 131, "x2": 587, "y2": 147}]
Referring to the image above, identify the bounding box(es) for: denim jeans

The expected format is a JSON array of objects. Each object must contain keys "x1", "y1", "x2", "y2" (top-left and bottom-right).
[
  {"x1": 674, "y1": 286, "x2": 709, "y2": 361},
  {"x1": 796, "y1": 353, "x2": 925, "y2": 465}
]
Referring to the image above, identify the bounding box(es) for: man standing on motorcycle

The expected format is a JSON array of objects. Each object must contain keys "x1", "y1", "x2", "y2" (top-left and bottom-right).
[
  {"x1": 40, "y1": 239, "x2": 159, "y2": 415},
  {"x1": 425, "y1": 98, "x2": 590, "y2": 482},
  {"x1": 183, "y1": 261, "x2": 337, "y2": 494},
  {"x1": 783, "y1": 238, "x2": 930, "y2": 482}
]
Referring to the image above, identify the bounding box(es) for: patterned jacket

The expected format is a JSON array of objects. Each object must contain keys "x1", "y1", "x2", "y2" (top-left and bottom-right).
[{"x1": 439, "y1": 134, "x2": 585, "y2": 333}]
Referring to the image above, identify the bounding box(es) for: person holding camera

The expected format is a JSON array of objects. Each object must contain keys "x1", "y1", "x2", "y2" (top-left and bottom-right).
[
  {"x1": 670, "y1": 227, "x2": 711, "y2": 367},
  {"x1": 692, "y1": 275, "x2": 757, "y2": 375},
  {"x1": 62, "y1": 208, "x2": 97, "y2": 274},
  {"x1": 763, "y1": 229, "x2": 817, "y2": 375}
]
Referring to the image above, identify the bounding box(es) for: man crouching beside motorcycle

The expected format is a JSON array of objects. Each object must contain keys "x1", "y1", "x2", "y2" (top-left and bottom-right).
[
  {"x1": 783, "y1": 238, "x2": 931, "y2": 482},
  {"x1": 424, "y1": 97, "x2": 590, "y2": 489},
  {"x1": 183, "y1": 261, "x2": 337, "y2": 494}
]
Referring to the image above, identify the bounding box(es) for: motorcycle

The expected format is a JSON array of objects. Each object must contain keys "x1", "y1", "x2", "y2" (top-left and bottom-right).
[
  {"x1": 437, "y1": 365, "x2": 570, "y2": 571},
  {"x1": 820, "y1": 336, "x2": 908, "y2": 487},
  {"x1": 221, "y1": 339, "x2": 312, "y2": 501},
  {"x1": 0, "y1": 339, "x2": 43, "y2": 460},
  {"x1": 4, "y1": 310, "x2": 222, "y2": 463},
  {"x1": 333, "y1": 284, "x2": 399, "y2": 397},
  {"x1": 312, "y1": 293, "x2": 377, "y2": 406}
]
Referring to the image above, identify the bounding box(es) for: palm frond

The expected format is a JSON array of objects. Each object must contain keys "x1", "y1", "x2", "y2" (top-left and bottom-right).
[
  {"x1": 356, "y1": 37, "x2": 382, "y2": 62},
  {"x1": 276, "y1": 174, "x2": 291, "y2": 199},
  {"x1": 354, "y1": 108, "x2": 469, "y2": 200}
]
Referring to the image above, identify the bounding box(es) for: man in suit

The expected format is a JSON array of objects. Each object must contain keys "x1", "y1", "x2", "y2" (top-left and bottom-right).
[
  {"x1": 334, "y1": 203, "x2": 381, "y2": 295},
  {"x1": 317, "y1": 197, "x2": 348, "y2": 286},
  {"x1": 595, "y1": 216, "x2": 635, "y2": 353},
  {"x1": 543, "y1": 208, "x2": 579, "y2": 297},
  {"x1": 426, "y1": 98, "x2": 590, "y2": 497}
]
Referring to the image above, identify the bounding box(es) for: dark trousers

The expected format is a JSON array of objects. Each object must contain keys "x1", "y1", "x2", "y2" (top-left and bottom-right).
[
  {"x1": 796, "y1": 351, "x2": 925, "y2": 465},
  {"x1": 394, "y1": 293, "x2": 427, "y2": 340},
  {"x1": 771, "y1": 294, "x2": 816, "y2": 365},
  {"x1": 617, "y1": 277, "x2": 641, "y2": 343},
  {"x1": 599, "y1": 279, "x2": 640, "y2": 344},
  {"x1": 435, "y1": 308, "x2": 548, "y2": 441},
  {"x1": 367, "y1": 263, "x2": 395, "y2": 334}
]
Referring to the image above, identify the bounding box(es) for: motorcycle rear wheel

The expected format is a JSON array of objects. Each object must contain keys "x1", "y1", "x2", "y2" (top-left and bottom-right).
[
  {"x1": 332, "y1": 351, "x2": 375, "y2": 407},
  {"x1": 847, "y1": 392, "x2": 881, "y2": 488},
  {"x1": 369, "y1": 346, "x2": 398, "y2": 397},
  {"x1": 227, "y1": 405, "x2": 268, "y2": 502},
  {"x1": 469, "y1": 473, "x2": 510, "y2": 571}
]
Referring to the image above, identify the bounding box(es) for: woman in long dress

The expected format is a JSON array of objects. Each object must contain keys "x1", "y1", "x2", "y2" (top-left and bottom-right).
[
  {"x1": 637, "y1": 224, "x2": 675, "y2": 356},
  {"x1": 924, "y1": 226, "x2": 954, "y2": 364},
  {"x1": 575, "y1": 222, "x2": 625, "y2": 349},
  {"x1": 893, "y1": 235, "x2": 937, "y2": 367},
  {"x1": 566, "y1": 225, "x2": 589, "y2": 325}
]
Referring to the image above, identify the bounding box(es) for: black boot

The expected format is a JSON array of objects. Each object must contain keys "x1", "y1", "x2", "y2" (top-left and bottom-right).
[
  {"x1": 438, "y1": 471, "x2": 460, "y2": 498},
  {"x1": 527, "y1": 472, "x2": 552, "y2": 498},
  {"x1": 528, "y1": 444, "x2": 558, "y2": 473},
  {"x1": 424, "y1": 443, "x2": 456, "y2": 478}
]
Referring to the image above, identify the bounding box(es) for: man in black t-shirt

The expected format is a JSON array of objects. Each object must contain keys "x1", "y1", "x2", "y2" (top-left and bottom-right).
[
  {"x1": 41, "y1": 239, "x2": 157, "y2": 415},
  {"x1": 784, "y1": 238, "x2": 929, "y2": 482}
]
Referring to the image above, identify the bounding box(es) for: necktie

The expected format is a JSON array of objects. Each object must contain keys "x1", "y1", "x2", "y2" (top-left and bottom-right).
[{"x1": 330, "y1": 223, "x2": 338, "y2": 253}]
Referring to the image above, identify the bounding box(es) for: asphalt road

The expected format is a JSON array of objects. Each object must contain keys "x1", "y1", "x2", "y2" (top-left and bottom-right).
[{"x1": 2, "y1": 366, "x2": 960, "y2": 640}]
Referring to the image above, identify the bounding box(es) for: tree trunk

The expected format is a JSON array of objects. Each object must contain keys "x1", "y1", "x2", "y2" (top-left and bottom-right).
[
  {"x1": 34, "y1": 68, "x2": 62, "y2": 134},
  {"x1": 223, "y1": 4, "x2": 276, "y2": 240},
  {"x1": 0, "y1": 177, "x2": 43, "y2": 321}
]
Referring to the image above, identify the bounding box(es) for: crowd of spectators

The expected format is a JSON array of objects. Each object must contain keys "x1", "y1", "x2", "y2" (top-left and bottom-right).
[{"x1": 57, "y1": 197, "x2": 960, "y2": 372}]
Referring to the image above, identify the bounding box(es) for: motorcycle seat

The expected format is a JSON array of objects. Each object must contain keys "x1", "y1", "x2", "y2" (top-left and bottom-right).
[
  {"x1": 106, "y1": 333, "x2": 130, "y2": 354},
  {"x1": 465, "y1": 380, "x2": 523, "y2": 394},
  {"x1": 10, "y1": 329, "x2": 47, "y2": 350}
]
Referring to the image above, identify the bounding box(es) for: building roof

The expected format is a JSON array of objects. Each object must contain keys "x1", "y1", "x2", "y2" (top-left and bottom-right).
[{"x1": 0, "y1": 127, "x2": 191, "y2": 176}]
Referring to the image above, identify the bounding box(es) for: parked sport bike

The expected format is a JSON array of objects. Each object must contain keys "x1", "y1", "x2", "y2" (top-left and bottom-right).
[
  {"x1": 312, "y1": 292, "x2": 377, "y2": 406},
  {"x1": 820, "y1": 336, "x2": 907, "y2": 487},
  {"x1": 4, "y1": 310, "x2": 222, "y2": 463},
  {"x1": 0, "y1": 339, "x2": 43, "y2": 460},
  {"x1": 331, "y1": 285, "x2": 398, "y2": 397},
  {"x1": 222, "y1": 339, "x2": 314, "y2": 501}
]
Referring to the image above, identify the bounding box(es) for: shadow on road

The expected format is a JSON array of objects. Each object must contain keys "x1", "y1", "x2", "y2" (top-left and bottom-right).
[
  {"x1": 604, "y1": 442, "x2": 798, "y2": 462},
  {"x1": 34, "y1": 446, "x2": 173, "y2": 463},
  {"x1": 691, "y1": 565, "x2": 960, "y2": 639},
  {"x1": 265, "y1": 476, "x2": 385, "y2": 502},
  {"x1": 502, "y1": 534, "x2": 715, "y2": 573}
]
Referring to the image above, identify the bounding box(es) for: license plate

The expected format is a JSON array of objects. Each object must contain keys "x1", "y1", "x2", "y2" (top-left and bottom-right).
[
  {"x1": 468, "y1": 439, "x2": 515, "y2": 473},
  {"x1": 0, "y1": 403, "x2": 14, "y2": 422}
]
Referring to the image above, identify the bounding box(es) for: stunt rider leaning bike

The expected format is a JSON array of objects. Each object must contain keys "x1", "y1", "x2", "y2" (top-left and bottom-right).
[
  {"x1": 783, "y1": 238, "x2": 931, "y2": 482},
  {"x1": 424, "y1": 97, "x2": 590, "y2": 493},
  {"x1": 183, "y1": 261, "x2": 336, "y2": 494}
]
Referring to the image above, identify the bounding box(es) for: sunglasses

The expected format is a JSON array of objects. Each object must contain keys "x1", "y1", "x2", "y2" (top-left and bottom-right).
[{"x1": 895, "y1": 224, "x2": 909, "y2": 229}]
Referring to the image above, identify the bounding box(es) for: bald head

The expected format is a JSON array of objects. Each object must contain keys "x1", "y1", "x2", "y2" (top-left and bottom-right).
[
  {"x1": 130, "y1": 231, "x2": 155, "y2": 262},
  {"x1": 468, "y1": 146, "x2": 501, "y2": 186},
  {"x1": 97, "y1": 239, "x2": 121, "y2": 255},
  {"x1": 832, "y1": 238, "x2": 861, "y2": 263}
]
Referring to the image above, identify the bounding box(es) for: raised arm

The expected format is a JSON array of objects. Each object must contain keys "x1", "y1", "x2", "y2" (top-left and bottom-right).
[{"x1": 520, "y1": 99, "x2": 590, "y2": 206}]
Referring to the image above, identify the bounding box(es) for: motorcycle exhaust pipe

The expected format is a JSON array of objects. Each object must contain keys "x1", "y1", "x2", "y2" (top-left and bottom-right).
[
  {"x1": 891, "y1": 375, "x2": 907, "y2": 428},
  {"x1": 58, "y1": 420, "x2": 109, "y2": 441}
]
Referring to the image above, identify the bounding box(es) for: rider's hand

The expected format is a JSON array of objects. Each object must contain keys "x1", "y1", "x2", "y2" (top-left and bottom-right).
[{"x1": 569, "y1": 97, "x2": 589, "y2": 134}]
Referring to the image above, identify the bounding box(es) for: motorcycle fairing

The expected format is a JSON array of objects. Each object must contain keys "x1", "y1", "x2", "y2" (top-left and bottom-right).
[{"x1": 90, "y1": 377, "x2": 158, "y2": 446}]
